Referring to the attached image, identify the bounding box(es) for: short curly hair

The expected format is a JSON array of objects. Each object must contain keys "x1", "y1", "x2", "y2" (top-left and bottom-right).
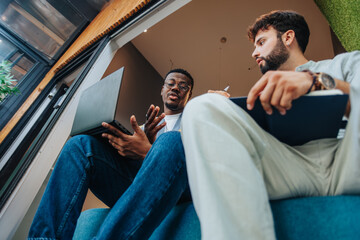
[
  {"x1": 165, "y1": 68, "x2": 194, "y2": 89},
  {"x1": 247, "y1": 10, "x2": 310, "y2": 53}
]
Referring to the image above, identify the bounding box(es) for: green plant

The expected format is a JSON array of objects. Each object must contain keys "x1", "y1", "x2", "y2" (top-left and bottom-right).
[{"x1": 0, "y1": 60, "x2": 19, "y2": 102}]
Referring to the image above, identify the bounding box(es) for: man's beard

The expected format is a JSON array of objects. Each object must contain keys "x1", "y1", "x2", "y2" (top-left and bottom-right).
[
  {"x1": 165, "y1": 102, "x2": 179, "y2": 111},
  {"x1": 260, "y1": 39, "x2": 289, "y2": 74}
]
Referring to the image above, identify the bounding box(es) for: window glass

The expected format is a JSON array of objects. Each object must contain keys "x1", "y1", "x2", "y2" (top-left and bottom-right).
[
  {"x1": 9, "y1": 54, "x2": 35, "y2": 85},
  {"x1": 0, "y1": 35, "x2": 35, "y2": 87},
  {"x1": 0, "y1": 36, "x2": 17, "y2": 61},
  {"x1": 0, "y1": 0, "x2": 82, "y2": 59}
]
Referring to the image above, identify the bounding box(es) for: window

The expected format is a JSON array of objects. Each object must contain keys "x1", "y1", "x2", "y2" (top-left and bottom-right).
[
  {"x1": 0, "y1": 28, "x2": 49, "y2": 131},
  {"x1": 0, "y1": 35, "x2": 35, "y2": 90},
  {"x1": 0, "y1": 0, "x2": 91, "y2": 132},
  {"x1": 0, "y1": 0, "x2": 85, "y2": 61},
  {"x1": 0, "y1": 0, "x2": 109, "y2": 131}
]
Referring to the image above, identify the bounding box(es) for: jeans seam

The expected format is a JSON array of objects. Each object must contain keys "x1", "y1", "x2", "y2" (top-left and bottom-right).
[
  {"x1": 126, "y1": 156, "x2": 185, "y2": 239},
  {"x1": 55, "y1": 162, "x2": 90, "y2": 237}
]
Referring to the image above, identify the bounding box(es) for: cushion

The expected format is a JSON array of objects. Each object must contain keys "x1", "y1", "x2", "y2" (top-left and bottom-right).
[
  {"x1": 74, "y1": 196, "x2": 360, "y2": 240},
  {"x1": 271, "y1": 195, "x2": 360, "y2": 240},
  {"x1": 73, "y1": 208, "x2": 110, "y2": 240},
  {"x1": 149, "y1": 202, "x2": 200, "y2": 240},
  {"x1": 73, "y1": 202, "x2": 200, "y2": 240}
]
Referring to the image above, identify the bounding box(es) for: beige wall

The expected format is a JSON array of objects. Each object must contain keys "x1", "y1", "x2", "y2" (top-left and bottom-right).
[{"x1": 102, "y1": 42, "x2": 164, "y2": 126}]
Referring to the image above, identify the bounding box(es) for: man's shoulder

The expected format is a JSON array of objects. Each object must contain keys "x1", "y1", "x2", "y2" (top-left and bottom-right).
[
  {"x1": 332, "y1": 50, "x2": 360, "y2": 61},
  {"x1": 303, "y1": 51, "x2": 360, "y2": 73},
  {"x1": 314, "y1": 51, "x2": 359, "y2": 65},
  {"x1": 316, "y1": 51, "x2": 360, "y2": 82}
]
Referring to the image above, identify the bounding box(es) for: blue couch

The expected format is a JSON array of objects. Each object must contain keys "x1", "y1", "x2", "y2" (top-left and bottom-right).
[{"x1": 73, "y1": 195, "x2": 360, "y2": 239}]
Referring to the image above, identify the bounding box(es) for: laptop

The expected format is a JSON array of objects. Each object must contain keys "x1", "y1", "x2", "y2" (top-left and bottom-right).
[{"x1": 70, "y1": 67, "x2": 133, "y2": 136}]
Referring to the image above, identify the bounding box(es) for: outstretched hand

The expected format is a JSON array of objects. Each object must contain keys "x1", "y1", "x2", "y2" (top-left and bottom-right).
[
  {"x1": 144, "y1": 105, "x2": 166, "y2": 144},
  {"x1": 102, "y1": 115, "x2": 152, "y2": 160},
  {"x1": 247, "y1": 70, "x2": 313, "y2": 115}
]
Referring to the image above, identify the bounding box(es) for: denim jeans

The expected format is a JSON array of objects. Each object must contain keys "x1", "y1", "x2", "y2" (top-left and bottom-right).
[{"x1": 28, "y1": 131, "x2": 190, "y2": 240}]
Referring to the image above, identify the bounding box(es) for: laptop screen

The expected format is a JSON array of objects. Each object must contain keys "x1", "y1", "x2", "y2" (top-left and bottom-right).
[{"x1": 70, "y1": 67, "x2": 125, "y2": 136}]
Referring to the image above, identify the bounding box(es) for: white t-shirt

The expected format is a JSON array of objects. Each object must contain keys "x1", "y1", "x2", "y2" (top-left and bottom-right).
[{"x1": 164, "y1": 113, "x2": 182, "y2": 132}]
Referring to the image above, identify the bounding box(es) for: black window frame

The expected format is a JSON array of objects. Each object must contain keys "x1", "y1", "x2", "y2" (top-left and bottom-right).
[
  {"x1": 0, "y1": 0, "x2": 99, "y2": 132},
  {"x1": 0, "y1": 26, "x2": 50, "y2": 131},
  {"x1": 0, "y1": 37, "x2": 110, "y2": 209}
]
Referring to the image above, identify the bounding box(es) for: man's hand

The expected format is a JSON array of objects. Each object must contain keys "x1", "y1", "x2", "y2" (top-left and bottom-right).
[
  {"x1": 102, "y1": 116, "x2": 152, "y2": 160},
  {"x1": 208, "y1": 90, "x2": 231, "y2": 98},
  {"x1": 247, "y1": 71, "x2": 313, "y2": 115},
  {"x1": 144, "y1": 105, "x2": 166, "y2": 144}
]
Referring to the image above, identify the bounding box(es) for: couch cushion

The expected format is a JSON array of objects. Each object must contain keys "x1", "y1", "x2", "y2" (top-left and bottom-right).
[
  {"x1": 73, "y1": 202, "x2": 200, "y2": 240},
  {"x1": 74, "y1": 196, "x2": 360, "y2": 240},
  {"x1": 149, "y1": 202, "x2": 200, "y2": 240},
  {"x1": 271, "y1": 195, "x2": 360, "y2": 240},
  {"x1": 73, "y1": 208, "x2": 110, "y2": 240}
]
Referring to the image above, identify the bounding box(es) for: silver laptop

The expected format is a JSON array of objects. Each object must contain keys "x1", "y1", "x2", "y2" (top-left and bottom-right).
[{"x1": 70, "y1": 67, "x2": 132, "y2": 136}]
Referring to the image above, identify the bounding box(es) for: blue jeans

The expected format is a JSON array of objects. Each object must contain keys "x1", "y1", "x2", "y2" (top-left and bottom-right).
[{"x1": 28, "y1": 131, "x2": 190, "y2": 240}]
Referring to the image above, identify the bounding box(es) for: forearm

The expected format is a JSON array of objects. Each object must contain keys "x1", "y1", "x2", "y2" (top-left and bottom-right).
[
  {"x1": 334, "y1": 78, "x2": 351, "y2": 117},
  {"x1": 334, "y1": 78, "x2": 350, "y2": 94}
]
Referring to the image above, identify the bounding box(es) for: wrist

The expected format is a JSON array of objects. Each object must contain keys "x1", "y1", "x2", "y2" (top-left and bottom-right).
[
  {"x1": 302, "y1": 70, "x2": 336, "y2": 92},
  {"x1": 142, "y1": 143, "x2": 152, "y2": 159},
  {"x1": 302, "y1": 70, "x2": 317, "y2": 93}
]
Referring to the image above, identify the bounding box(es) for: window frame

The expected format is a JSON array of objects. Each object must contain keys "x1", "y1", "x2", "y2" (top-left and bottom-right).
[
  {"x1": 0, "y1": 0, "x2": 92, "y2": 136},
  {"x1": 0, "y1": 37, "x2": 110, "y2": 209},
  {"x1": 0, "y1": 27, "x2": 50, "y2": 131}
]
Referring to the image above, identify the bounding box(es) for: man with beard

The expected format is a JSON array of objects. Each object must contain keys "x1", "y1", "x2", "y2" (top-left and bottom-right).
[
  {"x1": 28, "y1": 69, "x2": 194, "y2": 239},
  {"x1": 181, "y1": 10, "x2": 359, "y2": 239},
  {"x1": 256, "y1": 31, "x2": 289, "y2": 75}
]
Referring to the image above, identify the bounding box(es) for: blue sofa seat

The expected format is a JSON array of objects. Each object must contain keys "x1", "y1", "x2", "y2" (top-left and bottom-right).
[{"x1": 73, "y1": 195, "x2": 360, "y2": 240}]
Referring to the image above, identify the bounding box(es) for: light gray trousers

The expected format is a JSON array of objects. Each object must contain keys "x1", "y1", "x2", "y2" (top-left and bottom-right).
[{"x1": 181, "y1": 93, "x2": 360, "y2": 240}]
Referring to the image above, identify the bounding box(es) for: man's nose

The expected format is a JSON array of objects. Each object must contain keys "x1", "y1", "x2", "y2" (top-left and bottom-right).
[
  {"x1": 252, "y1": 48, "x2": 259, "y2": 59},
  {"x1": 171, "y1": 83, "x2": 180, "y2": 91}
]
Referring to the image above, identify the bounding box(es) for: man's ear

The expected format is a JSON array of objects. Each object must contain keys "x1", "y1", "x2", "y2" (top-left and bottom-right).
[
  {"x1": 188, "y1": 89, "x2": 192, "y2": 101},
  {"x1": 282, "y1": 30, "x2": 295, "y2": 47}
]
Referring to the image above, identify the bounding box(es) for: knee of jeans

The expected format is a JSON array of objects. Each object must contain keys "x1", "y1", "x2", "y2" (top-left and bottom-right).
[
  {"x1": 66, "y1": 135, "x2": 90, "y2": 148},
  {"x1": 63, "y1": 135, "x2": 99, "y2": 157},
  {"x1": 154, "y1": 132, "x2": 185, "y2": 159},
  {"x1": 156, "y1": 131, "x2": 182, "y2": 146},
  {"x1": 59, "y1": 135, "x2": 100, "y2": 172}
]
